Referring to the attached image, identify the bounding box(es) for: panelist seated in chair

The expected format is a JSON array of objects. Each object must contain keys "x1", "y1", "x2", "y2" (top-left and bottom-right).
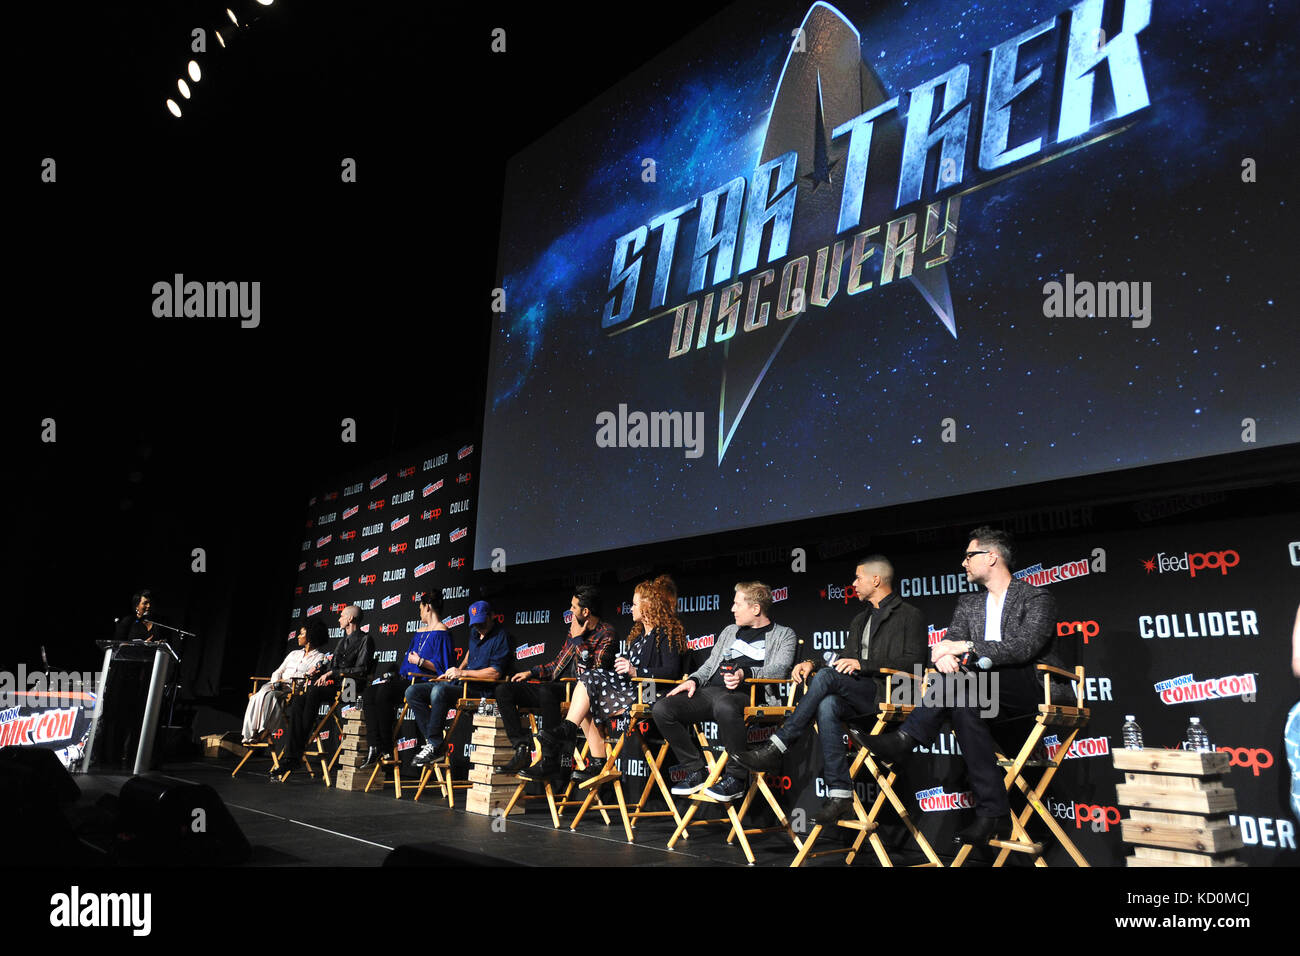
[
  {"x1": 736, "y1": 555, "x2": 925, "y2": 824},
  {"x1": 653, "y1": 581, "x2": 797, "y2": 803},
  {"x1": 525, "y1": 577, "x2": 684, "y2": 783},
  {"x1": 242, "y1": 620, "x2": 329, "y2": 744},
  {"x1": 360, "y1": 591, "x2": 453, "y2": 770},
  {"x1": 407, "y1": 600, "x2": 511, "y2": 767},
  {"x1": 862, "y1": 527, "x2": 1071, "y2": 846},
  {"x1": 495, "y1": 584, "x2": 618, "y2": 775},
  {"x1": 280, "y1": 604, "x2": 375, "y2": 773}
]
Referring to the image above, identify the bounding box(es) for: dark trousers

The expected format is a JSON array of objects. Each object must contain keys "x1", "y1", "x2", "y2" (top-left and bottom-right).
[
  {"x1": 98, "y1": 661, "x2": 150, "y2": 767},
  {"x1": 774, "y1": 667, "x2": 878, "y2": 796},
  {"x1": 651, "y1": 685, "x2": 751, "y2": 781},
  {"x1": 495, "y1": 681, "x2": 564, "y2": 747},
  {"x1": 362, "y1": 678, "x2": 411, "y2": 751},
  {"x1": 899, "y1": 665, "x2": 1041, "y2": 817},
  {"x1": 285, "y1": 683, "x2": 336, "y2": 760}
]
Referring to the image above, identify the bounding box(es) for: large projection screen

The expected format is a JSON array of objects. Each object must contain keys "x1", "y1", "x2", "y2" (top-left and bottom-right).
[{"x1": 477, "y1": 0, "x2": 1300, "y2": 569}]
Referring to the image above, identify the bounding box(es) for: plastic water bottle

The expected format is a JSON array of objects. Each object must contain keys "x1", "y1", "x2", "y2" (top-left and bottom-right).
[
  {"x1": 1185, "y1": 716, "x2": 1212, "y2": 752},
  {"x1": 1121, "y1": 715, "x2": 1144, "y2": 750},
  {"x1": 478, "y1": 696, "x2": 487, "y2": 714}
]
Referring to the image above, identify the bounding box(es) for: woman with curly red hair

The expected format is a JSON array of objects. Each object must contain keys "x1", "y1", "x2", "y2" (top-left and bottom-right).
[{"x1": 521, "y1": 577, "x2": 685, "y2": 783}]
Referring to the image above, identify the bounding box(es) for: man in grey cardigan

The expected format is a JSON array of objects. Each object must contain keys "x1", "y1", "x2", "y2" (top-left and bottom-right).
[{"x1": 653, "y1": 582, "x2": 796, "y2": 802}]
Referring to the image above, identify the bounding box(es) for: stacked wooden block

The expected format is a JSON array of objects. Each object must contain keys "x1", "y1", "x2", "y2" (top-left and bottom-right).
[
  {"x1": 465, "y1": 710, "x2": 525, "y2": 816},
  {"x1": 1113, "y1": 748, "x2": 1244, "y2": 866},
  {"x1": 333, "y1": 708, "x2": 371, "y2": 792}
]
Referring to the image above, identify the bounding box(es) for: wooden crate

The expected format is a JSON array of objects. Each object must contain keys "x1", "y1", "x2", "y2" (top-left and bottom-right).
[
  {"x1": 332, "y1": 749, "x2": 369, "y2": 775},
  {"x1": 334, "y1": 768, "x2": 373, "y2": 792},
  {"x1": 1128, "y1": 846, "x2": 1244, "y2": 867},
  {"x1": 469, "y1": 765, "x2": 525, "y2": 786},
  {"x1": 1112, "y1": 747, "x2": 1242, "y2": 866},
  {"x1": 472, "y1": 712, "x2": 506, "y2": 729},
  {"x1": 1112, "y1": 748, "x2": 1229, "y2": 775},
  {"x1": 465, "y1": 786, "x2": 525, "y2": 816},
  {"x1": 471, "y1": 727, "x2": 513, "y2": 748}
]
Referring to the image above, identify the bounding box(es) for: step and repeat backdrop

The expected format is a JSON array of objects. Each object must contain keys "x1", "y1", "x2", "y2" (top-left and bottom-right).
[
  {"x1": 284, "y1": 435, "x2": 481, "y2": 769},
  {"x1": 487, "y1": 513, "x2": 1297, "y2": 865}
]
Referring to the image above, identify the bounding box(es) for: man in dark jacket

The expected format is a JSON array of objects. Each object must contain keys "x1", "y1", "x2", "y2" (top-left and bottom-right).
[
  {"x1": 735, "y1": 555, "x2": 925, "y2": 823},
  {"x1": 863, "y1": 527, "x2": 1065, "y2": 846},
  {"x1": 277, "y1": 603, "x2": 374, "y2": 778}
]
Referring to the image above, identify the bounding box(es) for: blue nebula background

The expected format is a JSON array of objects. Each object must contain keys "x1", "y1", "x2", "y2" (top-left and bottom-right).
[{"x1": 476, "y1": 0, "x2": 1300, "y2": 569}]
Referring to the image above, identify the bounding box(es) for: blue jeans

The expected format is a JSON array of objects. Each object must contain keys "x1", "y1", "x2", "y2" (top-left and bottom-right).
[
  {"x1": 775, "y1": 667, "x2": 877, "y2": 797},
  {"x1": 405, "y1": 680, "x2": 461, "y2": 745}
]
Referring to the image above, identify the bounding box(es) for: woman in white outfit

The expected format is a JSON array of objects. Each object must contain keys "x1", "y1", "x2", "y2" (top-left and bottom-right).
[{"x1": 241, "y1": 620, "x2": 329, "y2": 743}]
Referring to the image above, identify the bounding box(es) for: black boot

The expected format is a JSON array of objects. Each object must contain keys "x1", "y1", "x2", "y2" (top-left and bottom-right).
[
  {"x1": 954, "y1": 814, "x2": 1011, "y2": 847},
  {"x1": 496, "y1": 743, "x2": 533, "y2": 775},
  {"x1": 571, "y1": 756, "x2": 606, "y2": 785},
  {"x1": 813, "y1": 796, "x2": 858, "y2": 825},
  {"x1": 360, "y1": 747, "x2": 381, "y2": 771},
  {"x1": 518, "y1": 755, "x2": 561, "y2": 781},
  {"x1": 862, "y1": 729, "x2": 917, "y2": 766},
  {"x1": 733, "y1": 739, "x2": 783, "y2": 775},
  {"x1": 538, "y1": 719, "x2": 578, "y2": 753}
]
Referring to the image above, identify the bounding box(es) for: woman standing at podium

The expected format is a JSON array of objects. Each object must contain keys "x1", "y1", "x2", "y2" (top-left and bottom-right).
[{"x1": 98, "y1": 590, "x2": 159, "y2": 768}]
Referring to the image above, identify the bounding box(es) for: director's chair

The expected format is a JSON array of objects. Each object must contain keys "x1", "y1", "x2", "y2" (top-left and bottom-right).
[
  {"x1": 564, "y1": 678, "x2": 673, "y2": 843},
  {"x1": 364, "y1": 692, "x2": 413, "y2": 798},
  {"x1": 276, "y1": 685, "x2": 345, "y2": 785},
  {"x1": 412, "y1": 676, "x2": 494, "y2": 807},
  {"x1": 232, "y1": 675, "x2": 287, "y2": 778},
  {"x1": 666, "y1": 678, "x2": 804, "y2": 865},
  {"x1": 498, "y1": 679, "x2": 611, "y2": 828},
  {"x1": 951, "y1": 660, "x2": 1092, "y2": 867},
  {"x1": 363, "y1": 649, "x2": 467, "y2": 799},
  {"x1": 791, "y1": 667, "x2": 943, "y2": 867}
]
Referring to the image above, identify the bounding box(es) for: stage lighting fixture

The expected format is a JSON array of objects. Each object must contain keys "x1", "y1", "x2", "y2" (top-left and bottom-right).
[
  {"x1": 188, "y1": 60, "x2": 201, "y2": 82},
  {"x1": 166, "y1": 99, "x2": 182, "y2": 118},
  {"x1": 226, "y1": 8, "x2": 239, "y2": 26},
  {"x1": 215, "y1": 29, "x2": 226, "y2": 48},
  {"x1": 256, "y1": 0, "x2": 274, "y2": 5},
  {"x1": 177, "y1": 78, "x2": 191, "y2": 99}
]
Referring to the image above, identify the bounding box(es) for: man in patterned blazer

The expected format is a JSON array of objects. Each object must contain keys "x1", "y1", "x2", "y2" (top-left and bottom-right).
[
  {"x1": 864, "y1": 526, "x2": 1067, "y2": 846},
  {"x1": 494, "y1": 585, "x2": 617, "y2": 775}
]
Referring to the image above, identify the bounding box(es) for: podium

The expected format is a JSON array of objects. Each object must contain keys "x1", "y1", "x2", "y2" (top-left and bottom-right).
[{"x1": 83, "y1": 640, "x2": 179, "y2": 775}]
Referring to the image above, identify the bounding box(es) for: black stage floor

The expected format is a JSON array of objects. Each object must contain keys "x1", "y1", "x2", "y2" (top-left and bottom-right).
[{"x1": 71, "y1": 756, "x2": 934, "y2": 868}]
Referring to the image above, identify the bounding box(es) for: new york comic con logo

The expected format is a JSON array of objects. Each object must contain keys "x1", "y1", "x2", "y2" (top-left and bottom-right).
[{"x1": 600, "y1": 0, "x2": 1154, "y2": 463}]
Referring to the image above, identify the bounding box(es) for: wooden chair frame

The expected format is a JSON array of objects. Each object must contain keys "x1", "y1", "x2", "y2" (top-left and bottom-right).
[
  {"x1": 791, "y1": 667, "x2": 943, "y2": 868},
  {"x1": 232, "y1": 675, "x2": 282, "y2": 778},
  {"x1": 666, "y1": 678, "x2": 804, "y2": 865},
  {"x1": 276, "y1": 685, "x2": 345, "y2": 784},
  {"x1": 951, "y1": 663, "x2": 1092, "y2": 867},
  {"x1": 358, "y1": 648, "x2": 470, "y2": 798},
  {"x1": 565, "y1": 678, "x2": 668, "y2": 842},
  {"x1": 499, "y1": 680, "x2": 612, "y2": 827},
  {"x1": 412, "y1": 675, "x2": 492, "y2": 807},
  {"x1": 364, "y1": 687, "x2": 413, "y2": 798}
]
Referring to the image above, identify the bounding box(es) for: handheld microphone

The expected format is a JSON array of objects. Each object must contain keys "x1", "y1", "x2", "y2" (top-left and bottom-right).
[{"x1": 958, "y1": 650, "x2": 993, "y2": 671}]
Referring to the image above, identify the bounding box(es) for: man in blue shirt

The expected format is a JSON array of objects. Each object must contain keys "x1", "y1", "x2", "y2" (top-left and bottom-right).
[{"x1": 407, "y1": 600, "x2": 511, "y2": 766}]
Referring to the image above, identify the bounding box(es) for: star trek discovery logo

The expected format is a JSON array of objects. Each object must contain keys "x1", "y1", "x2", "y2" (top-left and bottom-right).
[{"x1": 601, "y1": 0, "x2": 1154, "y2": 462}]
